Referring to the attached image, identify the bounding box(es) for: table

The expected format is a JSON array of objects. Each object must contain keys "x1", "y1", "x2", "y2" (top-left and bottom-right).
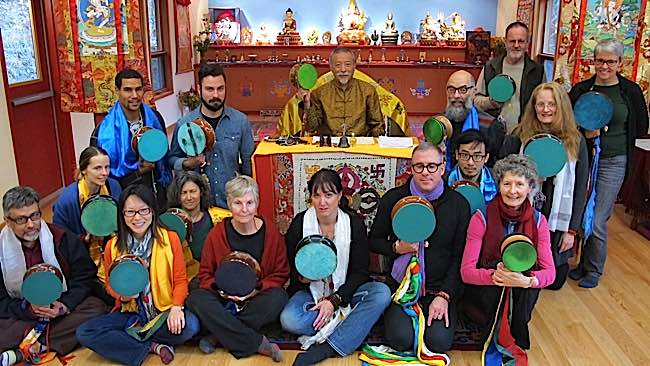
[
  {"x1": 253, "y1": 139, "x2": 415, "y2": 234},
  {"x1": 621, "y1": 139, "x2": 650, "y2": 236}
]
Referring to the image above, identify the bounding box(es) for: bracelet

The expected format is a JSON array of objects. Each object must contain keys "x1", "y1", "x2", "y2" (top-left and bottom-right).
[
  {"x1": 434, "y1": 291, "x2": 450, "y2": 302},
  {"x1": 326, "y1": 293, "x2": 342, "y2": 309}
]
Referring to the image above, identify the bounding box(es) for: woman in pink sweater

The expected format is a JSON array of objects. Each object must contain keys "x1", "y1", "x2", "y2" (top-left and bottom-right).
[{"x1": 460, "y1": 154, "x2": 555, "y2": 362}]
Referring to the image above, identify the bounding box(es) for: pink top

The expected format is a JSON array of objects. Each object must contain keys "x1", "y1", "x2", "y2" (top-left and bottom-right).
[{"x1": 460, "y1": 210, "x2": 556, "y2": 288}]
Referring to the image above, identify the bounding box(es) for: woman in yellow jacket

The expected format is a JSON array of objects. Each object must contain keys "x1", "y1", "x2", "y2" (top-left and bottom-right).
[{"x1": 76, "y1": 185, "x2": 199, "y2": 366}]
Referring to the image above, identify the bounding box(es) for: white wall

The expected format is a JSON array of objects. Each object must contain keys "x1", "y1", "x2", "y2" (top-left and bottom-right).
[
  {"x1": 496, "y1": 0, "x2": 518, "y2": 36},
  {"x1": 0, "y1": 71, "x2": 19, "y2": 223}
]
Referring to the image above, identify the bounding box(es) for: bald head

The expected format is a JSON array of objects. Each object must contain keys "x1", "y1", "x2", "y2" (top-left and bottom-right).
[
  {"x1": 445, "y1": 70, "x2": 476, "y2": 123},
  {"x1": 447, "y1": 70, "x2": 475, "y2": 88}
]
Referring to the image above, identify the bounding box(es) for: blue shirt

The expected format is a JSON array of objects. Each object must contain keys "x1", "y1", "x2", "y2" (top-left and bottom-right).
[{"x1": 168, "y1": 106, "x2": 254, "y2": 208}]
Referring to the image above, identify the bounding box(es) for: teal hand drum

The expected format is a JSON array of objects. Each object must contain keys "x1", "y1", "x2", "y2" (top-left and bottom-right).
[
  {"x1": 295, "y1": 235, "x2": 337, "y2": 281},
  {"x1": 160, "y1": 208, "x2": 193, "y2": 242},
  {"x1": 523, "y1": 133, "x2": 567, "y2": 178},
  {"x1": 451, "y1": 180, "x2": 486, "y2": 213},
  {"x1": 297, "y1": 64, "x2": 318, "y2": 90},
  {"x1": 573, "y1": 91, "x2": 614, "y2": 130},
  {"x1": 132, "y1": 127, "x2": 169, "y2": 162},
  {"x1": 391, "y1": 196, "x2": 436, "y2": 243},
  {"x1": 178, "y1": 121, "x2": 207, "y2": 157},
  {"x1": 501, "y1": 234, "x2": 537, "y2": 272},
  {"x1": 22, "y1": 264, "x2": 64, "y2": 306},
  {"x1": 423, "y1": 115, "x2": 453, "y2": 145},
  {"x1": 108, "y1": 255, "x2": 149, "y2": 297},
  {"x1": 487, "y1": 74, "x2": 516, "y2": 103},
  {"x1": 81, "y1": 195, "x2": 118, "y2": 237}
]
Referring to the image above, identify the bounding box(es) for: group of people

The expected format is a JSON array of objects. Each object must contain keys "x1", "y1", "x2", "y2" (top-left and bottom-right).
[{"x1": 0, "y1": 20, "x2": 647, "y2": 366}]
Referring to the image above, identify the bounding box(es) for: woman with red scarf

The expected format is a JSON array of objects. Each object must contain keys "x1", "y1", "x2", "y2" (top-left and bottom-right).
[{"x1": 460, "y1": 154, "x2": 555, "y2": 365}]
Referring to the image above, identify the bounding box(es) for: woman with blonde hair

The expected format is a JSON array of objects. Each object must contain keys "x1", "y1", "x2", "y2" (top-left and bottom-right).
[{"x1": 499, "y1": 82, "x2": 588, "y2": 289}]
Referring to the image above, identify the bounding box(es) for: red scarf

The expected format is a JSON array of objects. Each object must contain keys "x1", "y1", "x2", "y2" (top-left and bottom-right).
[{"x1": 480, "y1": 194, "x2": 538, "y2": 269}]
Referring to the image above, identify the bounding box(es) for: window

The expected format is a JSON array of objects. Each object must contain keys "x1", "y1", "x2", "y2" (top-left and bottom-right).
[
  {"x1": 145, "y1": 0, "x2": 172, "y2": 95},
  {"x1": 542, "y1": 0, "x2": 560, "y2": 55},
  {"x1": 534, "y1": 0, "x2": 560, "y2": 81}
]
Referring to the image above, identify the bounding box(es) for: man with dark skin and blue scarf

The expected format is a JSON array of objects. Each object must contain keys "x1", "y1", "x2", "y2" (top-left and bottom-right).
[{"x1": 90, "y1": 69, "x2": 171, "y2": 209}]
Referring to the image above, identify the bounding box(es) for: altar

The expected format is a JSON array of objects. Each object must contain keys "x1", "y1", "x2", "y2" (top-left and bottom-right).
[{"x1": 252, "y1": 139, "x2": 415, "y2": 235}]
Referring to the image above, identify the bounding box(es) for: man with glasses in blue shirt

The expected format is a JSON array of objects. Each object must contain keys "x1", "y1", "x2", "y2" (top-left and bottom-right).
[
  {"x1": 0, "y1": 187, "x2": 105, "y2": 366},
  {"x1": 370, "y1": 143, "x2": 470, "y2": 354},
  {"x1": 447, "y1": 129, "x2": 497, "y2": 204}
]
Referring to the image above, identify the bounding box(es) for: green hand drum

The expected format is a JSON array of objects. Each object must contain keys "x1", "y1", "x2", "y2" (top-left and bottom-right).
[
  {"x1": 523, "y1": 133, "x2": 567, "y2": 178},
  {"x1": 295, "y1": 235, "x2": 338, "y2": 281},
  {"x1": 450, "y1": 180, "x2": 486, "y2": 213},
  {"x1": 22, "y1": 264, "x2": 64, "y2": 306},
  {"x1": 81, "y1": 195, "x2": 118, "y2": 237},
  {"x1": 132, "y1": 127, "x2": 169, "y2": 162},
  {"x1": 500, "y1": 233, "x2": 537, "y2": 272},
  {"x1": 391, "y1": 195, "x2": 436, "y2": 243},
  {"x1": 423, "y1": 115, "x2": 453, "y2": 145},
  {"x1": 160, "y1": 208, "x2": 193, "y2": 243},
  {"x1": 487, "y1": 74, "x2": 516, "y2": 103},
  {"x1": 177, "y1": 118, "x2": 215, "y2": 156},
  {"x1": 108, "y1": 255, "x2": 149, "y2": 297},
  {"x1": 297, "y1": 64, "x2": 318, "y2": 90}
]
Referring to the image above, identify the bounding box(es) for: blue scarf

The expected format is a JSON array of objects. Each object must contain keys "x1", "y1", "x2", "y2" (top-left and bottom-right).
[
  {"x1": 445, "y1": 106, "x2": 480, "y2": 171},
  {"x1": 447, "y1": 165, "x2": 497, "y2": 202},
  {"x1": 97, "y1": 102, "x2": 171, "y2": 186},
  {"x1": 582, "y1": 137, "x2": 601, "y2": 239}
]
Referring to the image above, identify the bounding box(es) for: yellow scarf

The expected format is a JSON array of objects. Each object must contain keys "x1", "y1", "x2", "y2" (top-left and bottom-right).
[
  {"x1": 78, "y1": 178, "x2": 110, "y2": 283},
  {"x1": 208, "y1": 206, "x2": 232, "y2": 224},
  {"x1": 107, "y1": 228, "x2": 175, "y2": 312},
  {"x1": 278, "y1": 95, "x2": 303, "y2": 136}
]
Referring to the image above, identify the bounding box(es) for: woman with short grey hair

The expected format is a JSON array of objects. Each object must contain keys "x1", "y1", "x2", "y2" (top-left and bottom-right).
[
  {"x1": 568, "y1": 39, "x2": 649, "y2": 288},
  {"x1": 460, "y1": 153, "x2": 554, "y2": 359},
  {"x1": 186, "y1": 175, "x2": 289, "y2": 362}
]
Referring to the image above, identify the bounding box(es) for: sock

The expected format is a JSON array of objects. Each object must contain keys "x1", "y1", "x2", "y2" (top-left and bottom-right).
[
  {"x1": 199, "y1": 335, "x2": 217, "y2": 354},
  {"x1": 150, "y1": 342, "x2": 174, "y2": 365},
  {"x1": 1, "y1": 350, "x2": 23, "y2": 366},
  {"x1": 257, "y1": 336, "x2": 283, "y2": 363},
  {"x1": 292, "y1": 342, "x2": 337, "y2": 366}
]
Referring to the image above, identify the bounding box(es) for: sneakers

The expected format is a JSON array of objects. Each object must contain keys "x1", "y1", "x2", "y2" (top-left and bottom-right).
[
  {"x1": 568, "y1": 267, "x2": 585, "y2": 281},
  {"x1": 578, "y1": 273, "x2": 600, "y2": 288}
]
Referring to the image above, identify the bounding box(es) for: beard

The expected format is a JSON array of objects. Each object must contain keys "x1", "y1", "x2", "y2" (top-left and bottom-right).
[
  {"x1": 201, "y1": 93, "x2": 225, "y2": 112},
  {"x1": 445, "y1": 97, "x2": 473, "y2": 123}
]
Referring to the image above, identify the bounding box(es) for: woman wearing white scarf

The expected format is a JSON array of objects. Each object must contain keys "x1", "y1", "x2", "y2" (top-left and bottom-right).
[
  {"x1": 499, "y1": 83, "x2": 589, "y2": 289},
  {"x1": 281, "y1": 169, "x2": 391, "y2": 366}
]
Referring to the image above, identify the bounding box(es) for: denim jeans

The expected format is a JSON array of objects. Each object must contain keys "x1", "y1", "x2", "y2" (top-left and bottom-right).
[
  {"x1": 583, "y1": 154, "x2": 627, "y2": 277},
  {"x1": 280, "y1": 281, "x2": 391, "y2": 356},
  {"x1": 76, "y1": 310, "x2": 200, "y2": 366}
]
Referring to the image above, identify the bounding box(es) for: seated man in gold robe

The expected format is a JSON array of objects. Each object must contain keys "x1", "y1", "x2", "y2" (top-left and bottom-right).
[{"x1": 305, "y1": 47, "x2": 384, "y2": 137}]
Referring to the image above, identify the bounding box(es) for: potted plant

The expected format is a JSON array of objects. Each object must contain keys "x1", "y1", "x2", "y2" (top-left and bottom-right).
[
  {"x1": 193, "y1": 16, "x2": 212, "y2": 63},
  {"x1": 178, "y1": 87, "x2": 201, "y2": 114}
]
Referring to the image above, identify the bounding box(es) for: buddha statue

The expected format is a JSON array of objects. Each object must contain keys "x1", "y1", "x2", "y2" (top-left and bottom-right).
[
  {"x1": 257, "y1": 23, "x2": 271, "y2": 45},
  {"x1": 337, "y1": 0, "x2": 367, "y2": 45},
  {"x1": 418, "y1": 12, "x2": 440, "y2": 45},
  {"x1": 381, "y1": 13, "x2": 399, "y2": 45},
  {"x1": 276, "y1": 8, "x2": 302, "y2": 45}
]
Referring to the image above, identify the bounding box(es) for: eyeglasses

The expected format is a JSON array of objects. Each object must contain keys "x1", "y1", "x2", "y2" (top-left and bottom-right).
[
  {"x1": 457, "y1": 152, "x2": 487, "y2": 162},
  {"x1": 446, "y1": 85, "x2": 473, "y2": 95},
  {"x1": 534, "y1": 102, "x2": 557, "y2": 110},
  {"x1": 412, "y1": 162, "x2": 444, "y2": 174},
  {"x1": 594, "y1": 58, "x2": 619, "y2": 67},
  {"x1": 123, "y1": 207, "x2": 153, "y2": 217},
  {"x1": 6, "y1": 211, "x2": 41, "y2": 225}
]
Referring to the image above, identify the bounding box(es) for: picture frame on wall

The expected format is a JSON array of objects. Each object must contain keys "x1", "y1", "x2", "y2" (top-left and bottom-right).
[
  {"x1": 209, "y1": 7, "x2": 241, "y2": 44},
  {"x1": 466, "y1": 30, "x2": 492, "y2": 65}
]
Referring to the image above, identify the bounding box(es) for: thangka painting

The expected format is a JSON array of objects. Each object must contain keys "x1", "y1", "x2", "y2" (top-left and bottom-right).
[
  {"x1": 292, "y1": 153, "x2": 398, "y2": 230},
  {"x1": 175, "y1": 3, "x2": 193, "y2": 73},
  {"x1": 52, "y1": 0, "x2": 151, "y2": 112},
  {"x1": 576, "y1": 0, "x2": 643, "y2": 80}
]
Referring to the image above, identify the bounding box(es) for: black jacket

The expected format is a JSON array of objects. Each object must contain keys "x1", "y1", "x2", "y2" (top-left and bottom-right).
[
  {"x1": 0, "y1": 223, "x2": 98, "y2": 320},
  {"x1": 569, "y1": 73, "x2": 649, "y2": 174},
  {"x1": 483, "y1": 54, "x2": 545, "y2": 119},
  {"x1": 285, "y1": 210, "x2": 370, "y2": 306},
  {"x1": 369, "y1": 180, "x2": 471, "y2": 300}
]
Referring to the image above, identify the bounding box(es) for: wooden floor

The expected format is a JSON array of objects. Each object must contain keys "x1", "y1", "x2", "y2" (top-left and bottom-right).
[{"x1": 42, "y1": 205, "x2": 650, "y2": 365}]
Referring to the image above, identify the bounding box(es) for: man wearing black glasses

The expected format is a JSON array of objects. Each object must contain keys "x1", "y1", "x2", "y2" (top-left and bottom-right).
[
  {"x1": 370, "y1": 143, "x2": 470, "y2": 354},
  {"x1": 447, "y1": 129, "x2": 498, "y2": 204},
  {"x1": 0, "y1": 187, "x2": 105, "y2": 365}
]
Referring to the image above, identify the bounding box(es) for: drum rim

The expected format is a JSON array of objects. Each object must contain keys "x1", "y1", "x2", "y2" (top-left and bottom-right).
[{"x1": 296, "y1": 234, "x2": 337, "y2": 253}]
